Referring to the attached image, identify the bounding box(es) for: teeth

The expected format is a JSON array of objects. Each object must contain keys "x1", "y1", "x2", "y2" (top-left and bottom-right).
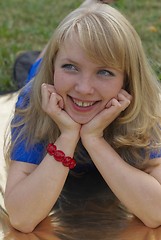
[{"x1": 73, "y1": 99, "x2": 95, "y2": 107}]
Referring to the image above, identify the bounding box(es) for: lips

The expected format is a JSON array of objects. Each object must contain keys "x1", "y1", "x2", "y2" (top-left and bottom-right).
[
  {"x1": 69, "y1": 96, "x2": 99, "y2": 108},
  {"x1": 72, "y1": 98, "x2": 96, "y2": 107},
  {"x1": 65, "y1": 96, "x2": 103, "y2": 123}
]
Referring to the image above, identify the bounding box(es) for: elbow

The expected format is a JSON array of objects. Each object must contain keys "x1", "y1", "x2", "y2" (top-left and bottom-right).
[
  {"x1": 144, "y1": 221, "x2": 160, "y2": 229},
  {"x1": 5, "y1": 200, "x2": 36, "y2": 233},
  {"x1": 142, "y1": 216, "x2": 161, "y2": 229},
  {"x1": 9, "y1": 217, "x2": 36, "y2": 233}
]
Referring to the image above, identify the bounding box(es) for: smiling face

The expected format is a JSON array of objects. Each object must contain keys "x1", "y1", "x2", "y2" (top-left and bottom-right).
[{"x1": 53, "y1": 38, "x2": 124, "y2": 124}]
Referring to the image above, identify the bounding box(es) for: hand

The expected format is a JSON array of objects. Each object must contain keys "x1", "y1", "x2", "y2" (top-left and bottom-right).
[
  {"x1": 80, "y1": 89, "x2": 132, "y2": 141},
  {"x1": 41, "y1": 83, "x2": 81, "y2": 137}
]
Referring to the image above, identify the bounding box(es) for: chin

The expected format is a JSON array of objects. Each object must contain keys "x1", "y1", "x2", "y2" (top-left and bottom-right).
[
  {"x1": 70, "y1": 115, "x2": 94, "y2": 125},
  {"x1": 66, "y1": 107, "x2": 98, "y2": 124}
]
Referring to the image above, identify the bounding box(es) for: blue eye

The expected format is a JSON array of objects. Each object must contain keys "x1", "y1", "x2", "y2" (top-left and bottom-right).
[
  {"x1": 62, "y1": 64, "x2": 77, "y2": 71},
  {"x1": 98, "y1": 70, "x2": 115, "y2": 77}
]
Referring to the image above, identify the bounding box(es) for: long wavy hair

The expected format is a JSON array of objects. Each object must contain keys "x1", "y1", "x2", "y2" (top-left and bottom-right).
[{"x1": 5, "y1": 3, "x2": 161, "y2": 169}]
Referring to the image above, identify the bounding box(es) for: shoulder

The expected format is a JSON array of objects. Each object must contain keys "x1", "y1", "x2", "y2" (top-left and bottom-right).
[
  {"x1": 11, "y1": 140, "x2": 47, "y2": 165},
  {"x1": 26, "y1": 58, "x2": 42, "y2": 84}
]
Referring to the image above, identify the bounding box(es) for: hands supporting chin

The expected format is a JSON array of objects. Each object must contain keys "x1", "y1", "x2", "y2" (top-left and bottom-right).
[
  {"x1": 81, "y1": 89, "x2": 132, "y2": 143},
  {"x1": 41, "y1": 84, "x2": 132, "y2": 147},
  {"x1": 41, "y1": 83, "x2": 80, "y2": 143}
]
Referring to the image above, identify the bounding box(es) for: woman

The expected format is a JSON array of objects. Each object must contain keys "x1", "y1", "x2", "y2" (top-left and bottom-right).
[{"x1": 4, "y1": 2, "x2": 161, "y2": 233}]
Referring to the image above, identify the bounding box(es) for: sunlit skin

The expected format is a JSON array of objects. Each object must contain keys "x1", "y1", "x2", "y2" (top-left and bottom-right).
[{"x1": 41, "y1": 38, "x2": 131, "y2": 135}]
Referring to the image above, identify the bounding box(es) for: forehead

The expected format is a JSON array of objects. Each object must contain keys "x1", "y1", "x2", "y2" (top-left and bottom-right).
[
  {"x1": 55, "y1": 34, "x2": 124, "y2": 72},
  {"x1": 56, "y1": 38, "x2": 88, "y2": 60},
  {"x1": 55, "y1": 39, "x2": 114, "y2": 71}
]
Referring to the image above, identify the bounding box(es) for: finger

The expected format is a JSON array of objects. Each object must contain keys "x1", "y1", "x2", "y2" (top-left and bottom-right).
[
  {"x1": 106, "y1": 99, "x2": 112, "y2": 109},
  {"x1": 105, "y1": 97, "x2": 128, "y2": 116},
  {"x1": 94, "y1": 99, "x2": 121, "y2": 127},
  {"x1": 58, "y1": 97, "x2": 64, "y2": 109},
  {"x1": 106, "y1": 98, "x2": 121, "y2": 109},
  {"x1": 119, "y1": 89, "x2": 133, "y2": 101},
  {"x1": 110, "y1": 98, "x2": 122, "y2": 113},
  {"x1": 44, "y1": 83, "x2": 56, "y2": 94},
  {"x1": 41, "y1": 84, "x2": 50, "y2": 110},
  {"x1": 117, "y1": 93, "x2": 131, "y2": 111},
  {"x1": 49, "y1": 92, "x2": 64, "y2": 110},
  {"x1": 105, "y1": 97, "x2": 121, "y2": 109}
]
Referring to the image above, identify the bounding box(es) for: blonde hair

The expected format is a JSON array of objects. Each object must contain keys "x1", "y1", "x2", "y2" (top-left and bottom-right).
[{"x1": 6, "y1": 3, "x2": 161, "y2": 168}]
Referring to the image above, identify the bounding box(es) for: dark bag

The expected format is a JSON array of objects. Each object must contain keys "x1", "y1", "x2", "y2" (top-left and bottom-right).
[{"x1": 12, "y1": 51, "x2": 40, "y2": 90}]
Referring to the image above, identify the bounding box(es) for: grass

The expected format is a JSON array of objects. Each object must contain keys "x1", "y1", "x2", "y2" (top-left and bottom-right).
[{"x1": 0, "y1": 0, "x2": 161, "y2": 94}]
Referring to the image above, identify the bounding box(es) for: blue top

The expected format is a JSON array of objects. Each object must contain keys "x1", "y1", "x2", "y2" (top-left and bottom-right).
[{"x1": 11, "y1": 58, "x2": 161, "y2": 169}]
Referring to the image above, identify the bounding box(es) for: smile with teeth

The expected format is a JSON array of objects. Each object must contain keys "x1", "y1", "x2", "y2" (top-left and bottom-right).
[{"x1": 72, "y1": 98, "x2": 96, "y2": 107}]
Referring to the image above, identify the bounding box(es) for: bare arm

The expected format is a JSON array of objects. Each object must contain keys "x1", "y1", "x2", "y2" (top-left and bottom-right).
[
  {"x1": 82, "y1": 137, "x2": 161, "y2": 228},
  {"x1": 81, "y1": 89, "x2": 161, "y2": 228},
  {"x1": 5, "y1": 84, "x2": 80, "y2": 233},
  {"x1": 5, "y1": 134, "x2": 78, "y2": 233}
]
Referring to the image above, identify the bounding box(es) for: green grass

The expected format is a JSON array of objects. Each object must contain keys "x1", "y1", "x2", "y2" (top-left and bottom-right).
[
  {"x1": 116, "y1": 0, "x2": 161, "y2": 80},
  {"x1": 0, "y1": 0, "x2": 161, "y2": 94}
]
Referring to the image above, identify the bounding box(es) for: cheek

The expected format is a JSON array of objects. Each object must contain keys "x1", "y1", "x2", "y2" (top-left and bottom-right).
[
  {"x1": 114, "y1": 77, "x2": 124, "y2": 90},
  {"x1": 53, "y1": 72, "x2": 65, "y2": 94},
  {"x1": 102, "y1": 82, "x2": 122, "y2": 97}
]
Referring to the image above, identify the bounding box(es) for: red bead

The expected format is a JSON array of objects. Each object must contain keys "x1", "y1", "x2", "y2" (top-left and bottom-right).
[
  {"x1": 53, "y1": 150, "x2": 65, "y2": 162},
  {"x1": 47, "y1": 143, "x2": 56, "y2": 155},
  {"x1": 62, "y1": 157, "x2": 76, "y2": 169},
  {"x1": 46, "y1": 143, "x2": 76, "y2": 169},
  {"x1": 63, "y1": 157, "x2": 73, "y2": 167},
  {"x1": 69, "y1": 159, "x2": 76, "y2": 169}
]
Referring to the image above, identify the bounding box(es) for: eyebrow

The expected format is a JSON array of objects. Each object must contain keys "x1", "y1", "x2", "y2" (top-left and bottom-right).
[{"x1": 61, "y1": 58, "x2": 79, "y2": 65}]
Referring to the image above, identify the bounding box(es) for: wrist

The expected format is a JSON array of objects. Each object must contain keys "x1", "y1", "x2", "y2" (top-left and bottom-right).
[
  {"x1": 60, "y1": 132, "x2": 80, "y2": 144},
  {"x1": 47, "y1": 143, "x2": 76, "y2": 169},
  {"x1": 55, "y1": 133, "x2": 80, "y2": 156},
  {"x1": 81, "y1": 135, "x2": 104, "y2": 148}
]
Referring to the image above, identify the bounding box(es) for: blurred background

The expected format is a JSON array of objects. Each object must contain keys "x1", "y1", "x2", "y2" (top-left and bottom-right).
[{"x1": 0, "y1": 0, "x2": 161, "y2": 94}]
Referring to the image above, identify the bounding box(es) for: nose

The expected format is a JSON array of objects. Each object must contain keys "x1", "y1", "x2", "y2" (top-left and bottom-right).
[{"x1": 74, "y1": 75, "x2": 94, "y2": 95}]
